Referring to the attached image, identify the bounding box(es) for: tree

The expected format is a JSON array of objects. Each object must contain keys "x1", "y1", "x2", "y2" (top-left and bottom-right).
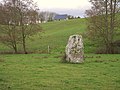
[
  {"x1": 85, "y1": 0, "x2": 120, "y2": 54},
  {"x1": 39, "y1": 12, "x2": 46, "y2": 23},
  {"x1": 0, "y1": 0, "x2": 42, "y2": 54},
  {"x1": 47, "y1": 12, "x2": 56, "y2": 22},
  {"x1": 15, "y1": 0, "x2": 41, "y2": 54},
  {"x1": 39, "y1": 11, "x2": 56, "y2": 23},
  {"x1": 0, "y1": 0, "x2": 21, "y2": 53}
]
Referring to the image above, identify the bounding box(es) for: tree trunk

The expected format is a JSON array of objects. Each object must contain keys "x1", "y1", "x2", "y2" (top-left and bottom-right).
[
  {"x1": 106, "y1": 43, "x2": 113, "y2": 54},
  {"x1": 22, "y1": 28, "x2": 27, "y2": 54},
  {"x1": 23, "y1": 36, "x2": 27, "y2": 54},
  {"x1": 14, "y1": 47, "x2": 18, "y2": 54},
  {"x1": 20, "y1": 11, "x2": 27, "y2": 54},
  {"x1": 105, "y1": 0, "x2": 109, "y2": 54},
  {"x1": 13, "y1": 44, "x2": 18, "y2": 54}
]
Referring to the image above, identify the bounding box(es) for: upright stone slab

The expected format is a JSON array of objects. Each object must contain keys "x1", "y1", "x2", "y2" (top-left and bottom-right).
[{"x1": 65, "y1": 35, "x2": 84, "y2": 63}]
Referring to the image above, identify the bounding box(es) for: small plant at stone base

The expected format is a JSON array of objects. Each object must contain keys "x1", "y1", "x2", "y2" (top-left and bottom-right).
[{"x1": 61, "y1": 53, "x2": 68, "y2": 63}]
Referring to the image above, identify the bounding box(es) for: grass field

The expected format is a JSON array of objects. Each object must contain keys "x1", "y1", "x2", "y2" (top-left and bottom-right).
[
  {"x1": 28, "y1": 19, "x2": 89, "y2": 53},
  {"x1": 0, "y1": 18, "x2": 120, "y2": 90},
  {"x1": 0, "y1": 54, "x2": 120, "y2": 90},
  {"x1": 0, "y1": 19, "x2": 93, "y2": 53}
]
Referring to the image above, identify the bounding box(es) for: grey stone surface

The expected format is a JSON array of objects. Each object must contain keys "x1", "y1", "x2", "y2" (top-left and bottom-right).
[{"x1": 65, "y1": 35, "x2": 84, "y2": 63}]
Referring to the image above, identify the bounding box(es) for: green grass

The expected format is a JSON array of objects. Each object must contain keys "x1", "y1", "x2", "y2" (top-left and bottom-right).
[
  {"x1": 0, "y1": 54, "x2": 120, "y2": 90},
  {"x1": 0, "y1": 18, "x2": 120, "y2": 90},
  {"x1": 27, "y1": 19, "x2": 87, "y2": 53},
  {"x1": 0, "y1": 18, "x2": 88, "y2": 53},
  {"x1": 3, "y1": 17, "x2": 117, "y2": 57},
  {"x1": 0, "y1": 18, "x2": 120, "y2": 53}
]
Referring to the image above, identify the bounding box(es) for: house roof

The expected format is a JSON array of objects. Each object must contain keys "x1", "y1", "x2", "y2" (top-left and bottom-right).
[{"x1": 54, "y1": 14, "x2": 68, "y2": 20}]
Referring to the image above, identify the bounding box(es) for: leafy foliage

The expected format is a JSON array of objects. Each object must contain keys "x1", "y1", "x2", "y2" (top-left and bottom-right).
[
  {"x1": 85, "y1": 0, "x2": 120, "y2": 53},
  {"x1": 0, "y1": 0, "x2": 42, "y2": 53}
]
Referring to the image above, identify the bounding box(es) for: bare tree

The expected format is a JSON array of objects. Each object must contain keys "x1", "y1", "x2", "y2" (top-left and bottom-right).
[
  {"x1": 85, "y1": 0, "x2": 120, "y2": 54},
  {"x1": 39, "y1": 11, "x2": 56, "y2": 23},
  {"x1": 47, "y1": 12, "x2": 56, "y2": 22},
  {"x1": 0, "y1": 0, "x2": 21, "y2": 53},
  {"x1": 16, "y1": 0, "x2": 39, "y2": 54},
  {"x1": 39, "y1": 12, "x2": 46, "y2": 23},
  {"x1": 0, "y1": 0, "x2": 42, "y2": 54}
]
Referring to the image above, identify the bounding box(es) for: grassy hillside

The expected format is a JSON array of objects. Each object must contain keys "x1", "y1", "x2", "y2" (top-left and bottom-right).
[
  {"x1": 0, "y1": 18, "x2": 120, "y2": 53},
  {"x1": 28, "y1": 18, "x2": 90, "y2": 53},
  {"x1": 0, "y1": 18, "x2": 91, "y2": 53}
]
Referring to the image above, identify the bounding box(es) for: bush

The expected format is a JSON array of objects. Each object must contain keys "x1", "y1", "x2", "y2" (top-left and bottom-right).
[{"x1": 96, "y1": 40, "x2": 120, "y2": 54}]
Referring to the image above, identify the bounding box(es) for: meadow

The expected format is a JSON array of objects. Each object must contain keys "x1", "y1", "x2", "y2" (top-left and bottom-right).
[
  {"x1": 0, "y1": 19, "x2": 120, "y2": 90},
  {"x1": 0, "y1": 54, "x2": 120, "y2": 90},
  {"x1": 0, "y1": 18, "x2": 93, "y2": 53}
]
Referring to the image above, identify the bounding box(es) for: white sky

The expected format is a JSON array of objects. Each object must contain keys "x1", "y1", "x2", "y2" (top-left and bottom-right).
[
  {"x1": 33, "y1": 0, "x2": 91, "y2": 17},
  {"x1": 0, "y1": 0, "x2": 91, "y2": 17},
  {"x1": 33, "y1": 0, "x2": 90, "y2": 9}
]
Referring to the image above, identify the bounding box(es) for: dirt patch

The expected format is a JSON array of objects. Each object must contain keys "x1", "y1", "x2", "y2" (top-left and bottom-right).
[{"x1": 0, "y1": 58, "x2": 5, "y2": 62}]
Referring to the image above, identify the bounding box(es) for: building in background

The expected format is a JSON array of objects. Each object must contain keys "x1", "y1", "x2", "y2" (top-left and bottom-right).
[{"x1": 54, "y1": 14, "x2": 68, "y2": 21}]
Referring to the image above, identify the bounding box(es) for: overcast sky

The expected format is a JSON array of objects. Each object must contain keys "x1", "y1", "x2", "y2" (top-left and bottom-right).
[{"x1": 33, "y1": 0, "x2": 92, "y2": 17}]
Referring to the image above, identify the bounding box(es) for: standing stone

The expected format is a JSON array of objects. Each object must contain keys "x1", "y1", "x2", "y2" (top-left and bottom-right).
[{"x1": 65, "y1": 35, "x2": 84, "y2": 63}]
